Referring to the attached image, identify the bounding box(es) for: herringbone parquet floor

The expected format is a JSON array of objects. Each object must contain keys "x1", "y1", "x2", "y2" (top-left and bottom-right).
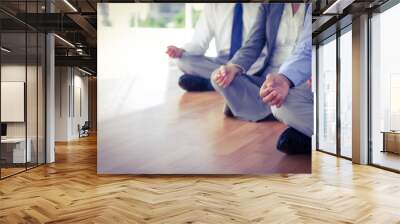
[{"x1": 1, "y1": 135, "x2": 400, "y2": 223}]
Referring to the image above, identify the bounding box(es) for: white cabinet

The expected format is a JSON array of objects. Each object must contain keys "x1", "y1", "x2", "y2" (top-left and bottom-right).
[{"x1": 1, "y1": 138, "x2": 32, "y2": 163}]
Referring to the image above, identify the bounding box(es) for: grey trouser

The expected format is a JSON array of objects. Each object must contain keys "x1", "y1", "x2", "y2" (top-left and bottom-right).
[
  {"x1": 176, "y1": 54, "x2": 229, "y2": 79},
  {"x1": 211, "y1": 74, "x2": 314, "y2": 137}
]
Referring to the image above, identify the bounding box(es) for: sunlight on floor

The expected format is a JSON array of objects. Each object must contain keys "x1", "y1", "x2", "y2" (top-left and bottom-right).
[{"x1": 98, "y1": 4, "x2": 216, "y2": 119}]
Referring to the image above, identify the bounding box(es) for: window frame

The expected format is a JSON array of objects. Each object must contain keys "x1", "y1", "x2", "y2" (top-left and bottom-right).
[
  {"x1": 315, "y1": 24, "x2": 353, "y2": 161},
  {"x1": 367, "y1": 0, "x2": 400, "y2": 173}
]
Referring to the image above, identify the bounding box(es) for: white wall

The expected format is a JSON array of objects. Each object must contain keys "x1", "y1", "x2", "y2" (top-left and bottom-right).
[
  {"x1": 55, "y1": 66, "x2": 70, "y2": 141},
  {"x1": 55, "y1": 67, "x2": 89, "y2": 141},
  {"x1": 72, "y1": 73, "x2": 89, "y2": 138}
]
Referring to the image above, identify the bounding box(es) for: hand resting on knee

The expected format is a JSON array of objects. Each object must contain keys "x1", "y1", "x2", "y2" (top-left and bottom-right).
[
  {"x1": 259, "y1": 74, "x2": 292, "y2": 108},
  {"x1": 211, "y1": 64, "x2": 242, "y2": 88}
]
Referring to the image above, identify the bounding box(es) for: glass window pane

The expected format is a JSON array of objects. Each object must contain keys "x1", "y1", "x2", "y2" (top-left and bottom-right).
[
  {"x1": 191, "y1": 4, "x2": 204, "y2": 28},
  {"x1": 1, "y1": 31, "x2": 28, "y2": 177},
  {"x1": 318, "y1": 38, "x2": 337, "y2": 154},
  {"x1": 26, "y1": 0, "x2": 40, "y2": 170},
  {"x1": 134, "y1": 3, "x2": 186, "y2": 28},
  {"x1": 371, "y1": 3, "x2": 400, "y2": 171},
  {"x1": 1, "y1": 1, "x2": 46, "y2": 179},
  {"x1": 340, "y1": 30, "x2": 352, "y2": 158},
  {"x1": 38, "y1": 33, "x2": 46, "y2": 165},
  {"x1": 312, "y1": 46, "x2": 317, "y2": 150},
  {"x1": 27, "y1": 31, "x2": 38, "y2": 169}
]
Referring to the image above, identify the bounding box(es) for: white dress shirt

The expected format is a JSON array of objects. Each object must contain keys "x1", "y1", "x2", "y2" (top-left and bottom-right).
[
  {"x1": 268, "y1": 4, "x2": 306, "y2": 74},
  {"x1": 183, "y1": 3, "x2": 264, "y2": 75}
]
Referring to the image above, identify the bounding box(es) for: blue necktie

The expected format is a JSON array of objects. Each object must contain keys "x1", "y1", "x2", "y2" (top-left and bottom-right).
[{"x1": 229, "y1": 3, "x2": 243, "y2": 59}]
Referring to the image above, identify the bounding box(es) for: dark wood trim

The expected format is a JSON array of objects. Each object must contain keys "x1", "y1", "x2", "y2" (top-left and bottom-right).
[{"x1": 336, "y1": 26, "x2": 341, "y2": 157}]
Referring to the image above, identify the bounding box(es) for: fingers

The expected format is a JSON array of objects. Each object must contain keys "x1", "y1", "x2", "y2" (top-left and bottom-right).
[
  {"x1": 166, "y1": 48, "x2": 175, "y2": 57},
  {"x1": 269, "y1": 92, "x2": 282, "y2": 107},
  {"x1": 166, "y1": 47, "x2": 171, "y2": 56},
  {"x1": 166, "y1": 46, "x2": 180, "y2": 58},
  {"x1": 259, "y1": 75, "x2": 275, "y2": 98},
  {"x1": 262, "y1": 90, "x2": 284, "y2": 107},
  {"x1": 213, "y1": 65, "x2": 235, "y2": 88},
  {"x1": 214, "y1": 66, "x2": 226, "y2": 87},
  {"x1": 262, "y1": 89, "x2": 277, "y2": 103},
  {"x1": 259, "y1": 82, "x2": 272, "y2": 98},
  {"x1": 219, "y1": 72, "x2": 229, "y2": 87},
  {"x1": 170, "y1": 50, "x2": 178, "y2": 58},
  {"x1": 221, "y1": 66, "x2": 236, "y2": 88},
  {"x1": 260, "y1": 74, "x2": 288, "y2": 107},
  {"x1": 215, "y1": 75, "x2": 224, "y2": 86},
  {"x1": 220, "y1": 75, "x2": 231, "y2": 88},
  {"x1": 213, "y1": 68, "x2": 224, "y2": 87},
  {"x1": 166, "y1": 46, "x2": 173, "y2": 54},
  {"x1": 219, "y1": 65, "x2": 227, "y2": 76},
  {"x1": 213, "y1": 67, "x2": 223, "y2": 80}
]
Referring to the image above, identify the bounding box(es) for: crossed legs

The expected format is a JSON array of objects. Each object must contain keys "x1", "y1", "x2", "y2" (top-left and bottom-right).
[
  {"x1": 212, "y1": 75, "x2": 313, "y2": 154},
  {"x1": 176, "y1": 54, "x2": 228, "y2": 91},
  {"x1": 211, "y1": 74, "x2": 272, "y2": 121},
  {"x1": 271, "y1": 83, "x2": 314, "y2": 138}
]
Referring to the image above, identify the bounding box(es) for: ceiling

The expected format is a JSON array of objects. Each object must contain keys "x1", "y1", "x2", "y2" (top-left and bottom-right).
[
  {"x1": 0, "y1": 0, "x2": 98, "y2": 74},
  {"x1": 312, "y1": 0, "x2": 390, "y2": 43}
]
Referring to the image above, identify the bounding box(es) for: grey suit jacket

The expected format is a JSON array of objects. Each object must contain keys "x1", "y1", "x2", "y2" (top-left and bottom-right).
[{"x1": 230, "y1": 3, "x2": 312, "y2": 86}]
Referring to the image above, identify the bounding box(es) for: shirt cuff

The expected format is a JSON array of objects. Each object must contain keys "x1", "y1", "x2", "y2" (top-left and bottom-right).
[{"x1": 279, "y1": 67, "x2": 304, "y2": 87}]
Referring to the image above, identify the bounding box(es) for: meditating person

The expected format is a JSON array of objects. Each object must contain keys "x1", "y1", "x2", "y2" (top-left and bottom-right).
[
  {"x1": 211, "y1": 3, "x2": 313, "y2": 154},
  {"x1": 166, "y1": 3, "x2": 264, "y2": 92}
]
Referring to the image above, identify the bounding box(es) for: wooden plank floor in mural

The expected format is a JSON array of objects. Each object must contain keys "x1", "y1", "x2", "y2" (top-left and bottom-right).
[{"x1": 98, "y1": 71, "x2": 311, "y2": 174}]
